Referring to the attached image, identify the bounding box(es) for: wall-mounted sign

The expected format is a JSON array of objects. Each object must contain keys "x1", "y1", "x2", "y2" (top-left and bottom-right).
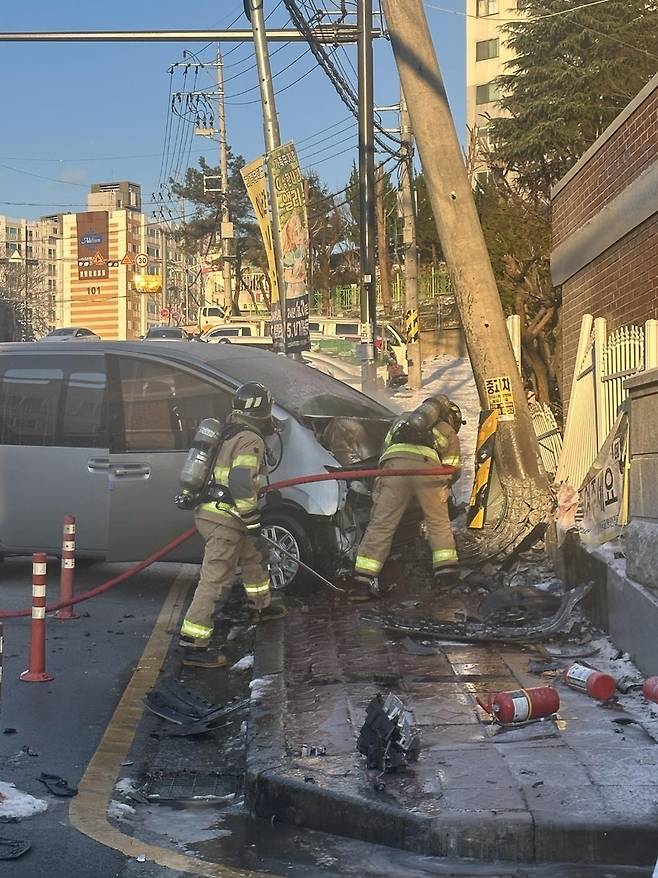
[{"x1": 77, "y1": 212, "x2": 109, "y2": 280}]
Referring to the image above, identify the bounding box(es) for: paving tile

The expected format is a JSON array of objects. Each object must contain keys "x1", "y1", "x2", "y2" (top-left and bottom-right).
[
  {"x1": 524, "y1": 783, "x2": 606, "y2": 815},
  {"x1": 578, "y1": 747, "x2": 658, "y2": 786},
  {"x1": 441, "y1": 784, "x2": 526, "y2": 812},
  {"x1": 598, "y1": 785, "x2": 658, "y2": 822},
  {"x1": 499, "y1": 745, "x2": 592, "y2": 787},
  {"x1": 422, "y1": 746, "x2": 515, "y2": 788}
]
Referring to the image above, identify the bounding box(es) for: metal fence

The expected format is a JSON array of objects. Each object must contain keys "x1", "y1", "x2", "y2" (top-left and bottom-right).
[{"x1": 556, "y1": 315, "x2": 658, "y2": 489}]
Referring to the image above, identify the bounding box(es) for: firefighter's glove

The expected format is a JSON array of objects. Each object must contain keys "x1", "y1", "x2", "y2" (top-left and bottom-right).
[{"x1": 174, "y1": 493, "x2": 197, "y2": 510}]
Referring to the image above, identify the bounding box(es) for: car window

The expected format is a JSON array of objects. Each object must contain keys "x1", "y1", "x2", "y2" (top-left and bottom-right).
[
  {"x1": 0, "y1": 353, "x2": 107, "y2": 447},
  {"x1": 213, "y1": 328, "x2": 240, "y2": 336},
  {"x1": 308, "y1": 322, "x2": 320, "y2": 332},
  {"x1": 335, "y1": 323, "x2": 360, "y2": 336},
  {"x1": 147, "y1": 327, "x2": 181, "y2": 338},
  {"x1": 108, "y1": 355, "x2": 232, "y2": 453}
]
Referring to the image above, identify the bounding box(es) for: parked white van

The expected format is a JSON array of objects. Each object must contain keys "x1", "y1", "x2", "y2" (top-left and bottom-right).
[{"x1": 308, "y1": 317, "x2": 408, "y2": 368}]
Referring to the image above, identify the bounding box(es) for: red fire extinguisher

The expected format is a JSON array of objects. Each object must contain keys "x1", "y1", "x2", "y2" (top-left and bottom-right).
[
  {"x1": 562, "y1": 663, "x2": 616, "y2": 701},
  {"x1": 642, "y1": 677, "x2": 658, "y2": 704},
  {"x1": 476, "y1": 687, "x2": 560, "y2": 724}
]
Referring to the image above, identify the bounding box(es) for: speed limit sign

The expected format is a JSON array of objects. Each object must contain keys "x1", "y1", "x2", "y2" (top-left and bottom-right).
[
  {"x1": 160, "y1": 307, "x2": 170, "y2": 319},
  {"x1": 135, "y1": 253, "x2": 148, "y2": 268}
]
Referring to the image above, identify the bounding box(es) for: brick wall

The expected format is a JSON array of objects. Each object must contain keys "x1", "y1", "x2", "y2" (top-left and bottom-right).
[
  {"x1": 552, "y1": 75, "x2": 658, "y2": 409},
  {"x1": 561, "y1": 214, "x2": 658, "y2": 406},
  {"x1": 553, "y1": 87, "x2": 658, "y2": 247}
]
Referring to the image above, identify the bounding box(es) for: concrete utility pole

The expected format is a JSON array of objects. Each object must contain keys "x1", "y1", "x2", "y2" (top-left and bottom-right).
[
  {"x1": 399, "y1": 91, "x2": 422, "y2": 390},
  {"x1": 357, "y1": 0, "x2": 378, "y2": 392},
  {"x1": 216, "y1": 48, "x2": 233, "y2": 314},
  {"x1": 374, "y1": 165, "x2": 393, "y2": 318},
  {"x1": 23, "y1": 224, "x2": 29, "y2": 341},
  {"x1": 381, "y1": 0, "x2": 551, "y2": 556},
  {"x1": 248, "y1": 0, "x2": 288, "y2": 353}
]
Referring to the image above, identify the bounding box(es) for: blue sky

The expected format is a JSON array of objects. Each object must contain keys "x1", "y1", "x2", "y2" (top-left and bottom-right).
[{"x1": 0, "y1": 1, "x2": 465, "y2": 220}]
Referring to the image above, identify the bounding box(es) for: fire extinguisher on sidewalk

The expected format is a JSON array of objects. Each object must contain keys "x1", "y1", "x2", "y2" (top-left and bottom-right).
[{"x1": 477, "y1": 686, "x2": 560, "y2": 724}]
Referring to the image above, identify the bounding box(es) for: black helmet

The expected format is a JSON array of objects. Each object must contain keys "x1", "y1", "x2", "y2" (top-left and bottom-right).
[
  {"x1": 447, "y1": 401, "x2": 464, "y2": 433},
  {"x1": 232, "y1": 382, "x2": 273, "y2": 420}
]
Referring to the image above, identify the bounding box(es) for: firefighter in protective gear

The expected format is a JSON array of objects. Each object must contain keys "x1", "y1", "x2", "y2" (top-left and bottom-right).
[
  {"x1": 180, "y1": 382, "x2": 285, "y2": 667},
  {"x1": 352, "y1": 397, "x2": 463, "y2": 600}
]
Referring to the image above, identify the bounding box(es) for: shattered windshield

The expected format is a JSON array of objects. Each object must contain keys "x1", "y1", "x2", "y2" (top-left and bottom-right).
[{"x1": 210, "y1": 352, "x2": 393, "y2": 420}]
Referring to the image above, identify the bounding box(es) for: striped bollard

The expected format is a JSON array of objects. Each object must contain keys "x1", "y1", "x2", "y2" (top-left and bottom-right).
[
  {"x1": 56, "y1": 515, "x2": 79, "y2": 620},
  {"x1": 20, "y1": 553, "x2": 54, "y2": 683}
]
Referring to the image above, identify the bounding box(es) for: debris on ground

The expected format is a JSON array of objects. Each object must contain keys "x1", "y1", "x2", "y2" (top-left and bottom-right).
[
  {"x1": 107, "y1": 800, "x2": 136, "y2": 820},
  {"x1": 0, "y1": 837, "x2": 31, "y2": 860},
  {"x1": 231, "y1": 654, "x2": 254, "y2": 672},
  {"x1": 36, "y1": 773, "x2": 78, "y2": 798},
  {"x1": 356, "y1": 693, "x2": 420, "y2": 772},
  {"x1": 0, "y1": 782, "x2": 48, "y2": 819}
]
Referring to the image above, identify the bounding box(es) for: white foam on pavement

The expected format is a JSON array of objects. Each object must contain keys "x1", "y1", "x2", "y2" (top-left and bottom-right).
[{"x1": 0, "y1": 781, "x2": 48, "y2": 818}]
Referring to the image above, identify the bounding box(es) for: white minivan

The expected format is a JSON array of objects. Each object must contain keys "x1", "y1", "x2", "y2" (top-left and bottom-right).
[
  {"x1": 0, "y1": 341, "x2": 419, "y2": 587},
  {"x1": 308, "y1": 317, "x2": 408, "y2": 368}
]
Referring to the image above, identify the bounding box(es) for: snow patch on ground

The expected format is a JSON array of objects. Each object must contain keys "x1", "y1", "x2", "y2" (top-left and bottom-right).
[
  {"x1": 0, "y1": 782, "x2": 48, "y2": 819},
  {"x1": 108, "y1": 800, "x2": 136, "y2": 820},
  {"x1": 390, "y1": 355, "x2": 480, "y2": 505},
  {"x1": 231, "y1": 654, "x2": 254, "y2": 672},
  {"x1": 114, "y1": 777, "x2": 138, "y2": 795}
]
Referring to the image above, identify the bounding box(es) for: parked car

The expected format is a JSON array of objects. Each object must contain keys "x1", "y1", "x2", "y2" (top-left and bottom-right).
[
  {"x1": 0, "y1": 341, "x2": 419, "y2": 587},
  {"x1": 143, "y1": 325, "x2": 191, "y2": 341},
  {"x1": 200, "y1": 323, "x2": 274, "y2": 349},
  {"x1": 37, "y1": 327, "x2": 100, "y2": 342},
  {"x1": 308, "y1": 317, "x2": 408, "y2": 369}
]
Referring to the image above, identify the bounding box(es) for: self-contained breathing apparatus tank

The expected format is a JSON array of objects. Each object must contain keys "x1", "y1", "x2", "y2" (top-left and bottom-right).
[
  {"x1": 175, "y1": 418, "x2": 224, "y2": 510},
  {"x1": 391, "y1": 394, "x2": 462, "y2": 446}
]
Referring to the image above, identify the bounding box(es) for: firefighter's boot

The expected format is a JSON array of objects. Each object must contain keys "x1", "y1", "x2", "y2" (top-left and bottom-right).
[
  {"x1": 349, "y1": 574, "x2": 379, "y2": 602},
  {"x1": 254, "y1": 602, "x2": 287, "y2": 622},
  {"x1": 433, "y1": 566, "x2": 460, "y2": 588},
  {"x1": 179, "y1": 636, "x2": 227, "y2": 669}
]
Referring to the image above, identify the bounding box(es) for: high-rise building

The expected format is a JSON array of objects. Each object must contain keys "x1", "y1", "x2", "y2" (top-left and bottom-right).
[
  {"x1": 465, "y1": 0, "x2": 523, "y2": 183},
  {"x1": 0, "y1": 213, "x2": 63, "y2": 333}
]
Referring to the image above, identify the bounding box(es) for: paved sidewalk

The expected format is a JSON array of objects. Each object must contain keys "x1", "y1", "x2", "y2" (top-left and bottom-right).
[{"x1": 246, "y1": 558, "x2": 658, "y2": 868}]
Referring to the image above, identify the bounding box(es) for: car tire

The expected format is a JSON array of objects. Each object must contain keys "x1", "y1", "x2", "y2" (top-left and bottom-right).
[{"x1": 260, "y1": 510, "x2": 314, "y2": 591}]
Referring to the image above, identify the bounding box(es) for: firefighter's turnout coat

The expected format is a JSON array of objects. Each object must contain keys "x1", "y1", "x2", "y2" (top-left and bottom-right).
[
  {"x1": 355, "y1": 418, "x2": 461, "y2": 579},
  {"x1": 181, "y1": 421, "x2": 270, "y2": 642}
]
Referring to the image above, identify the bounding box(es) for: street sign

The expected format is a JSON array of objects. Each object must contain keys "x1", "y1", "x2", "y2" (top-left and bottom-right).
[
  {"x1": 135, "y1": 253, "x2": 148, "y2": 268},
  {"x1": 160, "y1": 307, "x2": 170, "y2": 319},
  {"x1": 121, "y1": 252, "x2": 135, "y2": 265},
  {"x1": 8, "y1": 249, "x2": 22, "y2": 263},
  {"x1": 171, "y1": 310, "x2": 182, "y2": 323}
]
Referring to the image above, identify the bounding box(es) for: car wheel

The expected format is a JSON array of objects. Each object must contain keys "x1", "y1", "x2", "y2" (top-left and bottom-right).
[
  {"x1": 260, "y1": 511, "x2": 314, "y2": 590},
  {"x1": 218, "y1": 338, "x2": 231, "y2": 344}
]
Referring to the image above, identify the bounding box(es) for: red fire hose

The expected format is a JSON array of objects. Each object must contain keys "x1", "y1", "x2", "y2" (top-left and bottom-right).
[{"x1": 0, "y1": 464, "x2": 455, "y2": 619}]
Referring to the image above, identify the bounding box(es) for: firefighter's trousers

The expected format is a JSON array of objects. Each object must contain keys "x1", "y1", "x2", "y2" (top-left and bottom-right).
[
  {"x1": 181, "y1": 515, "x2": 270, "y2": 642},
  {"x1": 355, "y1": 457, "x2": 458, "y2": 577}
]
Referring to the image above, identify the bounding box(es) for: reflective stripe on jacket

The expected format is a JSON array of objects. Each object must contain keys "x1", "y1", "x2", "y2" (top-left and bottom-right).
[
  {"x1": 197, "y1": 427, "x2": 266, "y2": 525},
  {"x1": 379, "y1": 419, "x2": 461, "y2": 479}
]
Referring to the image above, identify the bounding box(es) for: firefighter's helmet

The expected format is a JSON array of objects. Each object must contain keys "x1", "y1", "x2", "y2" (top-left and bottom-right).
[
  {"x1": 232, "y1": 382, "x2": 273, "y2": 421},
  {"x1": 447, "y1": 401, "x2": 464, "y2": 433}
]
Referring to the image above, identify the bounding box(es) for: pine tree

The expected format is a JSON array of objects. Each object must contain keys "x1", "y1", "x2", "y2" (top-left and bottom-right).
[{"x1": 490, "y1": 0, "x2": 658, "y2": 196}]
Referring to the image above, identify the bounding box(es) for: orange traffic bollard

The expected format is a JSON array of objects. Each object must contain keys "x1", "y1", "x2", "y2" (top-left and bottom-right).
[
  {"x1": 56, "y1": 515, "x2": 79, "y2": 620},
  {"x1": 20, "y1": 553, "x2": 54, "y2": 683}
]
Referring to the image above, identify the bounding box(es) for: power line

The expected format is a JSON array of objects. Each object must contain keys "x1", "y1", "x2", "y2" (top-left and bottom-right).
[{"x1": 424, "y1": 0, "x2": 614, "y2": 21}]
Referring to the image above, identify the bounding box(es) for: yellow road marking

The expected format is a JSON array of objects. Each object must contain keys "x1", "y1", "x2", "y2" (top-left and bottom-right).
[{"x1": 69, "y1": 565, "x2": 268, "y2": 878}]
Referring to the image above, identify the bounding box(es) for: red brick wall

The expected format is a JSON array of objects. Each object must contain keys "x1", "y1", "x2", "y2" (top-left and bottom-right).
[
  {"x1": 553, "y1": 86, "x2": 658, "y2": 248},
  {"x1": 553, "y1": 77, "x2": 658, "y2": 408},
  {"x1": 561, "y1": 214, "x2": 658, "y2": 408}
]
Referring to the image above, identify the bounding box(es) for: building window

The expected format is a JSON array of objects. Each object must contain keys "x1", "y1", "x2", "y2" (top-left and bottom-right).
[
  {"x1": 476, "y1": 38, "x2": 499, "y2": 61},
  {"x1": 477, "y1": 0, "x2": 498, "y2": 15},
  {"x1": 476, "y1": 81, "x2": 501, "y2": 104}
]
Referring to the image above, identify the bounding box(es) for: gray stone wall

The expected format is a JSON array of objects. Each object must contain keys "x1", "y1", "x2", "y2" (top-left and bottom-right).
[{"x1": 626, "y1": 368, "x2": 658, "y2": 588}]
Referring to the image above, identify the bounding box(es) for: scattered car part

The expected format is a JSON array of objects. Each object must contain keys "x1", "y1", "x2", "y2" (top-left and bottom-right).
[
  {"x1": 563, "y1": 663, "x2": 617, "y2": 701},
  {"x1": 143, "y1": 687, "x2": 249, "y2": 730},
  {"x1": 0, "y1": 838, "x2": 31, "y2": 860},
  {"x1": 478, "y1": 587, "x2": 562, "y2": 625},
  {"x1": 527, "y1": 658, "x2": 562, "y2": 675},
  {"x1": 36, "y1": 773, "x2": 77, "y2": 798},
  {"x1": 152, "y1": 676, "x2": 220, "y2": 720},
  {"x1": 260, "y1": 534, "x2": 344, "y2": 593},
  {"x1": 476, "y1": 686, "x2": 560, "y2": 724},
  {"x1": 361, "y1": 583, "x2": 592, "y2": 643},
  {"x1": 356, "y1": 692, "x2": 420, "y2": 773},
  {"x1": 616, "y1": 675, "x2": 643, "y2": 695}
]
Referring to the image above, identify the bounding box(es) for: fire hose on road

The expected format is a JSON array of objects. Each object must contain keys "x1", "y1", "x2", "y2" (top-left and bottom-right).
[{"x1": 0, "y1": 464, "x2": 456, "y2": 619}]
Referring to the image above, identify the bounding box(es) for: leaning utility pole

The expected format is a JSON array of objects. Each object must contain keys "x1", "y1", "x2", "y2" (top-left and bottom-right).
[
  {"x1": 381, "y1": 0, "x2": 551, "y2": 557},
  {"x1": 357, "y1": 0, "x2": 378, "y2": 391},
  {"x1": 248, "y1": 0, "x2": 288, "y2": 353},
  {"x1": 399, "y1": 91, "x2": 421, "y2": 390},
  {"x1": 216, "y1": 49, "x2": 233, "y2": 314}
]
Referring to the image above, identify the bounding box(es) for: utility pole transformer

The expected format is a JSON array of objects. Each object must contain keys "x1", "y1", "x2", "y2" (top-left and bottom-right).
[
  {"x1": 399, "y1": 92, "x2": 422, "y2": 391},
  {"x1": 248, "y1": 0, "x2": 288, "y2": 353},
  {"x1": 380, "y1": 0, "x2": 551, "y2": 558}
]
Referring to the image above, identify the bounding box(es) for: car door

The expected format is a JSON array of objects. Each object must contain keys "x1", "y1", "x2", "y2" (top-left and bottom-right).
[
  {"x1": 106, "y1": 353, "x2": 233, "y2": 562},
  {"x1": 0, "y1": 351, "x2": 110, "y2": 555}
]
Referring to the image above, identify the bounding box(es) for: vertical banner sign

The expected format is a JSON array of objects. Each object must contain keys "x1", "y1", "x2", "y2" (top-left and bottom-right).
[
  {"x1": 77, "y1": 211, "x2": 109, "y2": 280},
  {"x1": 578, "y1": 412, "x2": 628, "y2": 546},
  {"x1": 268, "y1": 142, "x2": 311, "y2": 353},
  {"x1": 241, "y1": 157, "x2": 283, "y2": 344},
  {"x1": 484, "y1": 375, "x2": 516, "y2": 421}
]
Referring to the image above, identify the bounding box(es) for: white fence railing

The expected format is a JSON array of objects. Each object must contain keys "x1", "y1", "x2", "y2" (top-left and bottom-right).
[{"x1": 556, "y1": 315, "x2": 658, "y2": 489}]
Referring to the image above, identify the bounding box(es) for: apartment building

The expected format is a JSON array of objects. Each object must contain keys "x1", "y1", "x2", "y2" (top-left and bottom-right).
[
  {"x1": 465, "y1": 0, "x2": 524, "y2": 181},
  {"x1": 0, "y1": 213, "x2": 63, "y2": 333}
]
